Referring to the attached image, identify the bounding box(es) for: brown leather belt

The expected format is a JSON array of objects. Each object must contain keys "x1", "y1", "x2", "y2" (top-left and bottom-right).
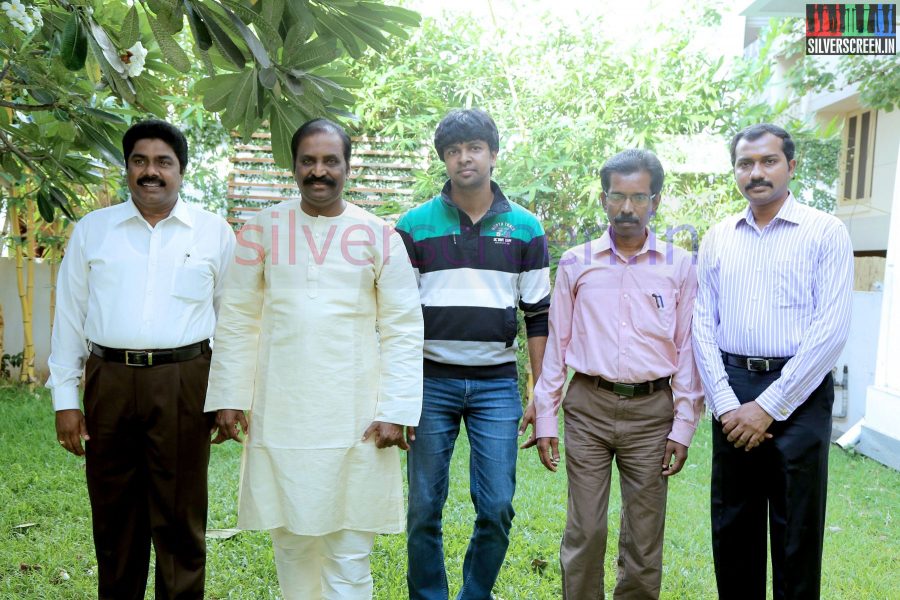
[
  {"x1": 90, "y1": 340, "x2": 209, "y2": 367},
  {"x1": 590, "y1": 375, "x2": 671, "y2": 397},
  {"x1": 721, "y1": 351, "x2": 791, "y2": 373}
]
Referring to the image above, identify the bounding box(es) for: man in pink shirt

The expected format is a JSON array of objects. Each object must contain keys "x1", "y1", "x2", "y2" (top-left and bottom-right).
[{"x1": 522, "y1": 149, "x2": 704, "y2": 598}]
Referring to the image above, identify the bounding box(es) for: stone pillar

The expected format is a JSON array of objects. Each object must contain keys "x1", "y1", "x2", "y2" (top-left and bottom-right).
[{"x1": 860, "y1": 140, "x2": 900, "y2": 470}]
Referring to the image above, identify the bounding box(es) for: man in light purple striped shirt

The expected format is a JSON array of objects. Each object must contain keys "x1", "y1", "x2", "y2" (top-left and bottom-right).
[{"x1": 692, "y1": 124, "x2": 853, "y2": 600}]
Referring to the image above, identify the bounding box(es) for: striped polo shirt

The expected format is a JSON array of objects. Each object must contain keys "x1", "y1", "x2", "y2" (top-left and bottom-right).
[{"x1": 396, "y1": 180, "x2": 551, "y2": 379}]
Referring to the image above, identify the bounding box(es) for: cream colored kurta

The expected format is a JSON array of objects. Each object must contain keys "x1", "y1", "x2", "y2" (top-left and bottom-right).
[{"x1": 205, "y1": 201, "x2": 423, "y2": 535}]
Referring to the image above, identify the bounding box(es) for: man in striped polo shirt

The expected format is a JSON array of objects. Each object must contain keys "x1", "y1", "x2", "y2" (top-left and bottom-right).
[
  {"x1": 396, "y1": 109, "x2": 551, "y2": 599},
  {"x1": 692, "y1": 124, "x2": 853, "y2": 599}
]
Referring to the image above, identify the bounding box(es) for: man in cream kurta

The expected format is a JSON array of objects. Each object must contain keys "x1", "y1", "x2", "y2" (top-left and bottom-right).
[{"x1": 205, "y1": 119, "x2": 423, "y2": 599}]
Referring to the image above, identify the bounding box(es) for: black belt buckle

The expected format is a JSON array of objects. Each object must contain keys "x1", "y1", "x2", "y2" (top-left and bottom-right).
[
  {"x1": 613, "y1": 382, "x2": 635, "y2": 397},
  {"x1": 125, "y1": 350, "x2": 152, "y2": 367},
  {"x1": 746, "y1": 357, "x2": 769, "y2": 372}
]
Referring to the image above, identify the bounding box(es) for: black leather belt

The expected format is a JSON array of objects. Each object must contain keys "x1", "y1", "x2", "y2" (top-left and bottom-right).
[
  {"x1": 594, "y1": 375, "x2": 671, "y2": 397},
  {"x1": 721, "y1": 351, "x2": 791, "y2": 373},
  {"x1": 90, "y1": 340, "x2": 209, "y2": 367}
]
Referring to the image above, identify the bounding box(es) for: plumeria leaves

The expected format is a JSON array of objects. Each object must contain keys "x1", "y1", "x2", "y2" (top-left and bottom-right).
[
  {"x1": 3, "y1": 0, "x2": 423, "y2": 227},
  {"x1": 60, "y1": 11, "x2": 88, "y2": 71},
  {"x1": 119, "y1": 5, "x2": 141, "y2": 49}
]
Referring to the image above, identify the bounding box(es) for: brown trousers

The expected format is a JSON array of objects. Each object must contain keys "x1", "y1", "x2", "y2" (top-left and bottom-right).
[
  {"x1": 83, "y1": 346, "x2": 214, "y2": 600},
  {"x1": 560, "y1": 373, "x2": 674, "y2": 600}
]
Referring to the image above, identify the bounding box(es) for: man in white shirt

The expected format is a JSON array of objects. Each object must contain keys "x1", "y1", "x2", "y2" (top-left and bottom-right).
[
  {"x1": 205, "y1": 118, "x2": 423, "y2": 600},
  {"x1": 48, "y1": 120, "x2": 235, "y2": 600}
]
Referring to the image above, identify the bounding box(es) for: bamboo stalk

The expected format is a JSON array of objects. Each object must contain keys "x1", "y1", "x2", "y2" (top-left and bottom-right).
[
  {"x1": 23, "y1": 195, "x2": 37, "y2": 385},
  {"x1": 47, "y1": 218, "x2": 64, "y2": 333},
  {"x1": 49, "y1": 260, "x2": 58, "y2": 332},
  {"x1": 0, "y1": 302, "x2": 5, "y2": 377},
  {"x1": 8, "y1": 201, "x2": 30, "y2": 383}
]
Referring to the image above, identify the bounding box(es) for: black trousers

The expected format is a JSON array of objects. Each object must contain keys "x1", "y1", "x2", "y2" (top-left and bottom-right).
[
  {"x1": 711, "y1": 365, "x2": 833, "y2": 600},
  {"x1": 83, "y1": 347, "x2": 214, "y2": 600}
]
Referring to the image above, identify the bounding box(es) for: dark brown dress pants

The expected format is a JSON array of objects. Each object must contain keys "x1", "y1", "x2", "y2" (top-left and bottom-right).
[{"x1": 83, "y1": 346, "x2": 214, "y2": 600}]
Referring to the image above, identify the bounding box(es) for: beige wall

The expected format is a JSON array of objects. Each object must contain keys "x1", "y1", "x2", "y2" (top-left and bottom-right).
[{"x1": 0, "y1": 257, "x2": 52, "y2": 380}]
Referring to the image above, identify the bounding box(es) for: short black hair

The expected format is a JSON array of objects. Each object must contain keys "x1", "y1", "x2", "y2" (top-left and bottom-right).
[
  {"x1": 599, "y1": 149, "x2": 665, "y2": 196},
  {"x1": 730, "y1": 123, "x2": 795, "y2": 165},
  {"x1": 122, "y1": 119, "x2": 188, "y2": 174},
  {"x1": 291, "y1": 118, "x2": 352, "y2": 166},
  {"x1": 434, "y1": 109, "x2": 500, "y2": 161}
]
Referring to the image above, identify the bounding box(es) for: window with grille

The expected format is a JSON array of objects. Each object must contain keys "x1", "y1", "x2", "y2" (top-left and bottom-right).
[{"x1": 839, "y1": 109, "x2": 876, "y2": 204}]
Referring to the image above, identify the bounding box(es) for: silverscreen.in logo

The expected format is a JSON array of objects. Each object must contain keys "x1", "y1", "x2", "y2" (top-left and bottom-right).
[{"x1": 806, "y1": 4, "x2": 896, "y2": 55}]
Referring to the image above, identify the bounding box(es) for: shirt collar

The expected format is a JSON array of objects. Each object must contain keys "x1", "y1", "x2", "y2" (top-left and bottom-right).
[
  {"x1": 591, "y1": 228, "x2": 665, "y2": 259},
  {"x1": 440, "y1": 180, "x2": 511, "y2": 218},
  {"x1": 115, "y1": 197, "x2": 192, "y2": 227},
  {"x1": 737, "y1": 191, "x2": 802, "y2": 229}
]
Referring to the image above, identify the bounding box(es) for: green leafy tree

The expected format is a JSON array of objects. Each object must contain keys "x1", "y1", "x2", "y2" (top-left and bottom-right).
[
  {"x1": 1, "y1": 0, "x2": 419, "y2": 384},
  {"x1": 727, "y1": 16, "x2": 900, "y2": 213},
  {"x1": 348, "y1": 6, "x2": 747, "y2": 258},
  {"x1": 1, "y1": 0, "x2": 420, "y2": 223}
]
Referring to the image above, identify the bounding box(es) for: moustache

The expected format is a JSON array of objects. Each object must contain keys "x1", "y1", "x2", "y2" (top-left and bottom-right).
[
  {"x1": 137, "y1": 176, "x2": 165, "y2": 186},
  {"x1": 303, "y1": 175, "x2": 336, "y2": 187},
  {"x1": 614, "y1": 216, "x2": 640, "y2": 225},
  {"x1": 746, "y1": 180, "x2": 772, "y2": 191}
]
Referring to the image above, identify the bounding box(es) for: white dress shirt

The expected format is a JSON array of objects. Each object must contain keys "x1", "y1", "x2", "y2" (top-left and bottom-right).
[
  {"x1": 692, "y1": 193, "x2": 853, "y2": 421},
  {"x1": 47, "y1": 198, "x2": 236, "y2": 411}
]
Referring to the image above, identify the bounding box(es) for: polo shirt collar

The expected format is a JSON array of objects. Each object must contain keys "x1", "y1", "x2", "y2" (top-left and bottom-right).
[{"x1": 440, "y1": 180, "x2": 512, "y2": 218}]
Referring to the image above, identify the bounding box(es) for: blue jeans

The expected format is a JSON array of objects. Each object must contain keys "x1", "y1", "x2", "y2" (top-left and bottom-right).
[{"x1": 407, "y1": 377, "x2": 522, "y2": 600}]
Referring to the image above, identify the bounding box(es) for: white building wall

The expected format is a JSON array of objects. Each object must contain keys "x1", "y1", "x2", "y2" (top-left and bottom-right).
[
  {"x1": 833, "y1": 107, "x2": 900, "y2": 252},
  {"x1": 859, "y1": 142, "x2": 900, "y2": 470},
  {"x1": 831, "y1": 292, "x2": 882, "y2": 438}
]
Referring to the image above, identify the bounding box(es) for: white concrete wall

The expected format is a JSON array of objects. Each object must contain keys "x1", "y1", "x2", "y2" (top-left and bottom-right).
[
  {"x1": 860, "y1": 141, "x2": 900, "y2": 470},
  {"x1": 831, "y1": 291, "x2": 882, "y2": 438},
  {"x1": 0, "y1": 257, "x2": 52, "y2": 380}
]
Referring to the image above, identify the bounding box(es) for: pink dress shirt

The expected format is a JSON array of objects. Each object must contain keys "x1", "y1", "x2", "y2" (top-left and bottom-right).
[{"x1": 534, "y1": 230, "x2": 704, "y2": 447}]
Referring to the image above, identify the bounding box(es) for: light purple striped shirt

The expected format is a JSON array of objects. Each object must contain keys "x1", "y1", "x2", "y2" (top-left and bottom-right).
[{"x1": 692, "y1": 193, "x2": 854, "y2": 420}]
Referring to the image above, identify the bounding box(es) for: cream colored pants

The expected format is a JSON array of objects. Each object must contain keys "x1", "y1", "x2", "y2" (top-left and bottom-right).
[{"x1": 270, "y1": 527, "x2": 377, "y2": 600}]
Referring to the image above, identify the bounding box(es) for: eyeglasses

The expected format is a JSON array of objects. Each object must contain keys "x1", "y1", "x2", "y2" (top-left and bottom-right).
[{"x1": 605, "y1": 193, "x2": 657, "y2": 206}]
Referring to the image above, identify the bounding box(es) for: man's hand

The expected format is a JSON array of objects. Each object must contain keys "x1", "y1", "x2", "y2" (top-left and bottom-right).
[
  {"x1": 721, "y1": 402, "x2": 773, "y2": 451},
  {"x1": 362, "y1": 421, "x2": 409, "y2": 450},
  {"x1": 212, "y1": 409, "x2": 249, "y2": 444},
  {"x1": 662, "y1": 440, "x2": 688, "y2": 477},
  {"x1": 518, "y1": 401, "x2": 538, "y2": 449},
  {"x1": 56, "y1": 409, "x2": 89, "y2": 456},
  {"x1": 405, "y1": 426, "x2": 416, "y2": 445},
  {"x1": 536, "y1": 437, "x2": 560, "y2": 472}
]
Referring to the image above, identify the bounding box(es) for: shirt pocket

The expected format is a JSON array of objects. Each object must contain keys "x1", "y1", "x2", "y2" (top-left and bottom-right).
[
  {"x1": 775, "y1": 259, "x2": 813, "y2": 309},
  {"x1": 172, "y1": 264, "x2": 214, "y2": 302},
  {"x1": 634, "y1": 289, "x2": 676, "y2": 341}
]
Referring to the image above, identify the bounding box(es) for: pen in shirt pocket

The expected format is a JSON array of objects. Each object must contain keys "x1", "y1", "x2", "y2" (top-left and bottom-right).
[{"x1": 651, "y1": 293, "x2": 664, "y2": 309}]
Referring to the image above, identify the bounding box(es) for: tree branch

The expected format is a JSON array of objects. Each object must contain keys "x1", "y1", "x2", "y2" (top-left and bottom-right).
[
  {"x1": 0, "y1": 100, "x2": 56, "y2": 111},
  {"x1": 0, "y1": 129, "x2": 43, "y2": 176}
]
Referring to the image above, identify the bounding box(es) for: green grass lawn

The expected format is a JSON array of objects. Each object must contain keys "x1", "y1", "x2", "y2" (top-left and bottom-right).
[{"x1": 1, "y1": 383, "x2": 897, "y2": 599}]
